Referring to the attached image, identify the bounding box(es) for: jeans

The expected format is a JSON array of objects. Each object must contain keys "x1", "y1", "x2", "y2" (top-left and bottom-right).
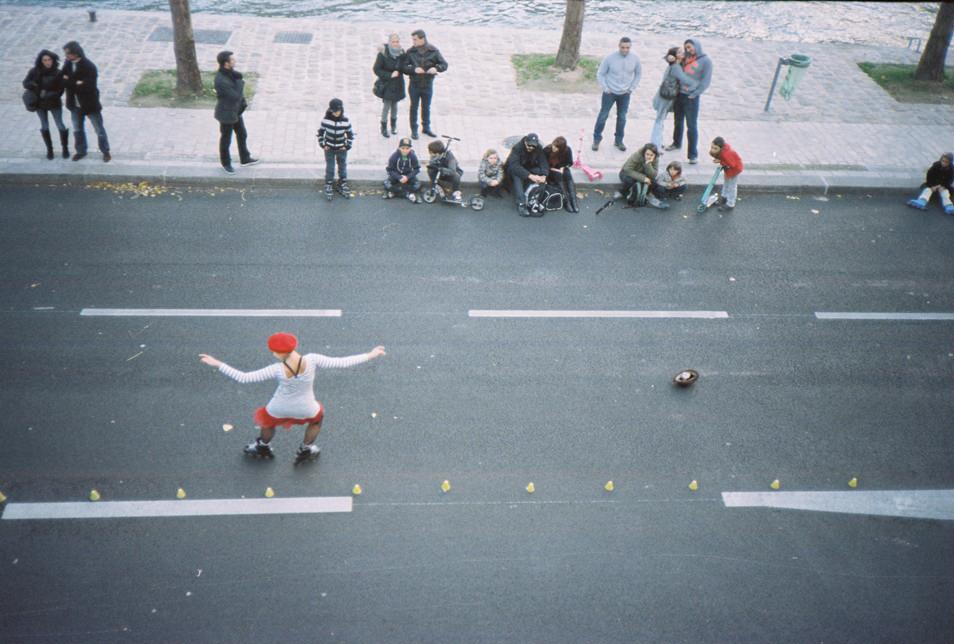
[
  {"x1": 652, "y1": 183, "x2": 687, "y2": 200},
  {"x1": 219, "y1": 117, "x2": 251, "y2": 167},
  {"x1": 384, "y1": 177, "x2": 421, "y2": 196},
  {"x1": 511, "y1": 174, "x2": 528, "y2": 206},
  {"x1": 593, "y1": 91, "x2": 631, "y2": 143},
  {"x1": 721, "y1": 175, "x2": 738, "y2": 207},
  {"x1": 37, "y1": 107, "x2": 67, "y2": 133},
  {"x1": 671, "y1": 93, "x2": 700, "y2": 159},
  {"x1": 427, "y1": 167, "x2": 460, "y2": 192},
  {"x1": 324, "y1": 149, "x2": 347, "y2": 182},
  {"x1": 408, "y1": 83, "x2": 433, "y2": 131},
  {"x1": 381, "y1": 99, "x2": 398, "y2": 123},
  {"x1": 71, "y1": 110, "x2": 109, "y2": 154}
]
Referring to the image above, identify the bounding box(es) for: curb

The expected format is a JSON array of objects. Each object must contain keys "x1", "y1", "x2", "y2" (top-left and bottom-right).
[{"x1": 0, "y1": 158, "x2": 920, "y2": 194}]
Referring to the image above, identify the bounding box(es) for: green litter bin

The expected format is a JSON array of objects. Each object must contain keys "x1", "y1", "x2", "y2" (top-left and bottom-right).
[{"x1": 779, "y1": 54, "x2": 811, "y2": 100}]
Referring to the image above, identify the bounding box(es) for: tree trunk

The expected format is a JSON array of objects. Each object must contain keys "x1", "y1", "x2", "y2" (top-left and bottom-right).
[
  {"x1": 555, "y1": 0, "x2": 586, "y2": 70},
  {"x1": 169, "y1": 0, "x2": 204, "y2": 97},
  {"x1": 914, "y1": 1, "x2": 954, "y2": 81}
]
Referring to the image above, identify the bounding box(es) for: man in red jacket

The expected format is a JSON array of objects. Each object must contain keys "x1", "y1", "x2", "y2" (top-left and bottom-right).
[{"x1": 709, "y1": 136, "x2": 743, "y2": 212}]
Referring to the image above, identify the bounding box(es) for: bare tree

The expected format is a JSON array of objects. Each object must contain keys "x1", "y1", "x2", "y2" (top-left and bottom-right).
[
  {"x1": 555, "y1": 0, "x2": 586, "y2": 70},
  {"x1": 169, "y1": 0, "x2": 204, "y2": 97},
  {"x1": 914, "y1": 1, "x2": 954, "y2": 81}
]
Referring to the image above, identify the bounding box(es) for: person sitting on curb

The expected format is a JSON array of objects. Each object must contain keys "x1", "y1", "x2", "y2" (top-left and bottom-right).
[
  {"x1": 383, "y1": 137, "x2": 422, "y2": 202},
  {"x1": 426, "y1": 140, "x2": 463, "y2": 202},
  {"x1": 544, "y1": 136, "x2": 579, "y2": 213},
  {"x1": 478, "y1": 149, "x2": 504, "y2": 198},
  {"x1": 654, "y1": 160, "x2": 688, "y2": 201},
  {"x1": 709, "y1": 136, "x2": 743, "y2": 212},
  {"x1": 504, "y1": 133, "x2": 549, "y2": 217},
  {"x1": 617, "y1": 143, "x2": 668, "y2": 209},
  {"x1": 907, "y1": 152, "x2": 954, "y2": 215}
]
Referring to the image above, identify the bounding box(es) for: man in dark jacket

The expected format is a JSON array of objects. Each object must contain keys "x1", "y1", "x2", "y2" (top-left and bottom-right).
[
  {"x1": 61, "y1": 41, "x2": 110, "y2": 162},
  {"x1": 214, "y1": 51, "x2": 259, "y2": 174},
  {"x1": 504, "y1": 133, "x2": 549, "y2": 217},
  {"x1": 401, "y1": 30, "x2": 448, "y2": 140}
]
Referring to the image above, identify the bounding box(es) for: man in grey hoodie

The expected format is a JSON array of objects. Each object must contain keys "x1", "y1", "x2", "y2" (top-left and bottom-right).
[
  {"x1": 592, "y1": 37, "x2": 641, "y2": 152},
  {"x1": 665, "y1": 38, "x2": 712, "y2": 164}
]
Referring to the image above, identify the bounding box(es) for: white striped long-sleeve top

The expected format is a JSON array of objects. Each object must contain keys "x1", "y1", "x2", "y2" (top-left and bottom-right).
[{"x1": 218, "y1": 352, "x2": 372, "y2": 419}]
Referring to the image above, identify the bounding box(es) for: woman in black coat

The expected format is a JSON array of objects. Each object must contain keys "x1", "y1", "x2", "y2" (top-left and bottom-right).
[
  {"x1": 543, "y1": 136, "x2": 579, "y2": 213},
  {"x1": 22, "y1": 49, "x2": 69, "y2": 159},
  {"x1": 373, "y1": 33, "x2": 407, "y2": 138}
]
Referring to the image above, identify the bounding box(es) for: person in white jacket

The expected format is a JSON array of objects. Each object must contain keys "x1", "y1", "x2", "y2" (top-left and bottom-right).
[{"x1": 200, "y1": 332, "x2": 385, "y2": 461}]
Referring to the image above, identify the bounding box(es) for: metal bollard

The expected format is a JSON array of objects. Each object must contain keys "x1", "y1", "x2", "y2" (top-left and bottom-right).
[{"x1": 88, "y1": 9, "x2": 96, "y2": 22}]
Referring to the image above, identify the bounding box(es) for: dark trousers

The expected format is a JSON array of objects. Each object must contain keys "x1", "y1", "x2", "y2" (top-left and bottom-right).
[
  {"x1": 653, "y1": 184, "x2": 687, "y2": 199},
  {"x1": 593, "y1": 91, "x2": 631, "y2": 144},
  {"x1": 324, "y1": 149, "x2": 347, "y2": 182},
  {"x1": 511, "y1": 174, "x2": 530, "y2": 206},
  {"x1": 671, "y1": 93, "x2": 700, "y2": 160},
  {"x1": 408, "y1": 83, "x2": 433, "y2": 131},
  {"x1": 71, "y1": 110, "x2": 109, "y2": 154},
  {"x1": 219, "y1": 117, "x2": 251, "y2": 167},
  {"x1": 384, "y1": 177, "x2": 421, "y2": 196},
  {"x1": 427, "y1": 167, "x2": 460, "y2": 192}
]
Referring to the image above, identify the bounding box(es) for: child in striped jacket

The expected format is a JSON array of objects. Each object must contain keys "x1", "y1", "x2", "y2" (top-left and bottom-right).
[{"x1": 317, "y1": 98, "x2": 355, "y2": 199}]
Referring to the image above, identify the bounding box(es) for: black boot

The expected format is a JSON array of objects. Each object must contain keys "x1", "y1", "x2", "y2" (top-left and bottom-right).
[
  {"x1": 59, "y1": 129, "x2": 70, "y2": 159},
  {"x1": 41, "y1": 130, "x2": 54, "y2": 160},
  {"x1": 380, "y1": 121, "x2": 389, "y2": 138},
  {"x1": 390, "y1": 117, "x2": 397, "y2": 135}
]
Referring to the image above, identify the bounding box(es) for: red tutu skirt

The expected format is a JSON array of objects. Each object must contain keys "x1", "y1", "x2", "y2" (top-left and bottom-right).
[{"x1": 254, "y1": 403, "x2": 324, "y2": 429}]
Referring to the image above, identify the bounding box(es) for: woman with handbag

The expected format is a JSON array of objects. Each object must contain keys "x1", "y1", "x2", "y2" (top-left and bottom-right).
[
  {"x1": 22, "y1": 49, "x2": 69, "y2": 160},
  {"x1": 650, "y1": 47, "x2": 696, "y2": 153},
  {"x1": 373, "y1": 33, "x2": 406, "y2": 138}
]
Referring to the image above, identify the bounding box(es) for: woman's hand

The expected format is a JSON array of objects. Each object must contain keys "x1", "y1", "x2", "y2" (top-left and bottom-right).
[
  {"x1": 199, "y1": 354, "x2": 222, "y2": 368},
  {"x1": 369, "y1": 346, "x2": 386, "y2": 359}
]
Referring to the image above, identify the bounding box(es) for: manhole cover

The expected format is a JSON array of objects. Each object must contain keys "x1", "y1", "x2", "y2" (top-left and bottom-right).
[
  {"x1": 274, "y1": 31, "x2": 313, "y2": 44},
  {"x1": 148, "y1": 27, "x2": 232, "y2": 45}
]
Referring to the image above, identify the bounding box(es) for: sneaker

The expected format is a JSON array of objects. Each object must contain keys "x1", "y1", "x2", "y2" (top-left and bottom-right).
[
  {"x1": 591, "y1": 140, "x2": 600, "y2": 152},
  {"x1": 451, "y1": 190, "x2": 463, "y2": 202},
  {"x1": 102, "y1": 152, "x2": 111, "y2": 163},
  {"x1": 673, "y1": 193, "x2": 683, "y2": 201},
  {"x1": 407, "y1": 192, "x2": 418, "y2": 203},
  {"x1": 688, "y1": 157, "x2": 698, "y2": 165},
  {"x1": 72, "y1": 152, "x2": 87, "y2": 162},
  {"x1": 240, "y1": 157, "x2": 261, "y2": 166},
  {"x1": 383, "y1": 190, "x2": 395, "y2": 200},
  {"x1": 664, "y1": 143, "x2": 680, "y2": 152},
  {"x1": 422, "y1": 128, "x2": 437, "y2": 137},
  {"x1": 614, "y1": 141, "x2": 627, "y2": 152},
  {"x1": 612, "y1": 190, "x2": 624, "y2": 200},
  {"x1": 717, "y1": 203, "x2": 735, "y2": 212},
  {"x1": 222, "y1": 164, "x2": 235, "y2": 174},
  {"x1": 518, "y1": 203, "x2": 530, "y2": 217}
]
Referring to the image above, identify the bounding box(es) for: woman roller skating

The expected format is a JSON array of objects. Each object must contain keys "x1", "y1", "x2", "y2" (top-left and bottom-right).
[{"x1": 200, "y1": 333, "x2": 385, "y2": 463}]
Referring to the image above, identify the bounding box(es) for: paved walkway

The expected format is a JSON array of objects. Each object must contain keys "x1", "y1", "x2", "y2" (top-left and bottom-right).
[{"x1": 1, "y1": 6, "x2": 952, "y2": 189}]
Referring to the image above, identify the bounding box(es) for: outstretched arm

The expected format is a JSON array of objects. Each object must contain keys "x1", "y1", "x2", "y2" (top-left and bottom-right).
[
  {"x1": 200, "y1": 354, "x2": 280, "y2": 383},
  {"x1": 307, "y1": 346, "x2": 386, "y2": 369}
]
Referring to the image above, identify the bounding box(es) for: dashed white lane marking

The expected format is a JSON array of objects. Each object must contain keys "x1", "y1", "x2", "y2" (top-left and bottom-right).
[
  {"x1": 722, "y1": 490, "x2": 954, "y2": 521},
  {"x1": 815, "y1": 312, "x2": 954, "y2": 321},
  {"x1": 80, "y1": 308, "x2": 342, "y2": 318},
  {"x1": 469, "y1": 310, "x2": 729, "y2": 319},
  {"x1": 1, "y1": 497, "x2": 352, "y2": 520}
]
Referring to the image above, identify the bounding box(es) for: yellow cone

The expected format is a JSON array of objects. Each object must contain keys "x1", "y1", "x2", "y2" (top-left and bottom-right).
[
  {"x1": 176, "y1": 487, "x2": 187, "y2": 499},
  {"x1": 0, "y1": 491, "x2": 7, "y2": 503},
  {"x1": 604, "y1": 481, "x2": 615, "y2": 492},
  {"x1": 770, "y1": 479, "x2": 781, "y2": 490},
  {"x1": 441, "y1": 480, "x2": 451, "y2": 493},
  {"x1": 688, "y1": 480, "x2": 698, "y2": 491},
  {"x1": 352, "y1": 484, "x2": 362, "y2": 496},
  {"x1": 264, "y1": 487, "x2": 275, "y2": 498},
  {"x1": 848, "y1": 477, "x2": 858, "y2": 488},
  {"x1": 89, "y1": 489, "x2": 101, "y2": 502},
  {"x1": 526, "y1": 482, "x2": 535, "y2": 494}
]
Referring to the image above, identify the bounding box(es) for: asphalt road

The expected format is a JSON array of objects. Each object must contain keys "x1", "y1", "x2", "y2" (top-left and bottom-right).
[{"x1": 0, "y1": 182, "x2": 953, "y2": 643}]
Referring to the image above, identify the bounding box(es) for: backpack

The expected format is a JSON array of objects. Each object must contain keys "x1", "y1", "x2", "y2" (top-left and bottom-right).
[
  {"x1": 525, "y1": 183, "x2": 564, "y2": 216},
  {"x1": 659, "y1": 73, "x2": 680, "y2": 101}
]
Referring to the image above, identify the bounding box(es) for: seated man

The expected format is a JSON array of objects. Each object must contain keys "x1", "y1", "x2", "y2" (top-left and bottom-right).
[
  {"x1": 383, "y1": 137, "x2": 422, "y2": 202},
  {"x1": 426, "y1": 140, "x2": 463, "y2": 202},
  {"x1": 504, "y1": 132, "x2": 549, "y2": 217}
]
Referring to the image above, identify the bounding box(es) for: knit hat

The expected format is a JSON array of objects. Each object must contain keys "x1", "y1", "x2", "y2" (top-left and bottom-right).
[
  {"x1": 329, "y1": 98, "x2": 343, "y2": 112},
  {"x1": 267, "y1": 332, "x2": 297, "y2": 353},
  {"x1": 942, "y1": 152, "x2": 953, "y2": 163}
]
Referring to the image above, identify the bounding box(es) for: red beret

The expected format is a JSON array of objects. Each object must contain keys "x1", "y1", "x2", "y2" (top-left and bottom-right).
[{"x1": 267, "y1": 332, "x2": 297, "y2": 353}]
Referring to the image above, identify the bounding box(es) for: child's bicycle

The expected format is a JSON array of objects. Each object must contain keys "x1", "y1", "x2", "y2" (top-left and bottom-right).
[
  {"x1": 421, "y1": 134, "x2": 485, "y2": 211},
  {"x1": 697, "y1": 165, "x2": 723, "y2": 213}
]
